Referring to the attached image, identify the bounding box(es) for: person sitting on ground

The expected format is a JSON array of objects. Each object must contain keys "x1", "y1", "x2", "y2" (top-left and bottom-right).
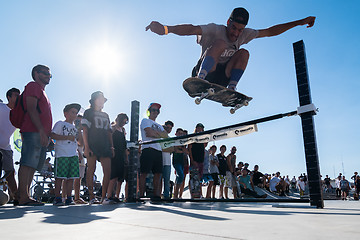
[
  {"x1": 235, "y1": 161, "x2": 244, "y2": 176},
  {"x1": 269, "y1": 172, "x2": 281, "y2": 193},
  {"x1": 251, "y1": 164, "x2": 265, "y2": 188},
  {"x1": 297, "y1": 177, "x2": 306, "y2": 196},
  {"x1": 276, "y1": 177, "x2": 289, "y2": 196},
  {"x1": 238, "y1": 168, "x2": 266, "y2": 198}
]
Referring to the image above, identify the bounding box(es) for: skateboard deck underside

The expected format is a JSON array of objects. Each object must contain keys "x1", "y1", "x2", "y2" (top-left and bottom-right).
[{"x1": 183, "y1": 78, "x2": 252, "y2": 107}]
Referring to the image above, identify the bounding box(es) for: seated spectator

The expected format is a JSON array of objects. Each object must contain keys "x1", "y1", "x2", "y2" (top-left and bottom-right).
[
  {"x1": 269, "y1": 172, "x2": 281, "y2": 192},
  {"x1": 251, "y1": 165, "x2": 265, "y2": 188},
  {"x1": 297, "y1": 177, "x2": 306, "y2": 196},
  {"x1": 40, "y1": 157, "x2": 53, "y2": 179},
  {"x1": 238, "y1": 168, "x2": 266, "y2": 198}
]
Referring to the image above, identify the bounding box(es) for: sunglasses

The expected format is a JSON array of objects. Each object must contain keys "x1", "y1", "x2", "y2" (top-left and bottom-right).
[
  {"x1": 38, "y1": 70, "x2": 52, "y2": 78},
  {"x1": 149, "y1": 108, "x2": 160, "y2": 113}
]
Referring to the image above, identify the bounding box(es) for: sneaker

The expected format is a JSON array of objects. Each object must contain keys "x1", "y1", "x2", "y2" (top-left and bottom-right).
[
  {"x1": 89, "y1": 198, "x2": 100, "y2": 205},
  {"x1": 65, "y1": 197, "x2": 76, "y2": 205},
  {"x1": 109, "y1": 197, "x2": 121, "y2": 203},
  {"x1": 53, "y1": 197, "x2": 65, "y2": 206},
  {"x1": 102, "y1": 198, "x2": 115, "y2": 205}
]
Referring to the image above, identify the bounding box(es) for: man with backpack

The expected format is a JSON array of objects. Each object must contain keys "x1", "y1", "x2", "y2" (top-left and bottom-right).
[{"x1": 15, "y1": 64, "x2": 53, "y2": 206}]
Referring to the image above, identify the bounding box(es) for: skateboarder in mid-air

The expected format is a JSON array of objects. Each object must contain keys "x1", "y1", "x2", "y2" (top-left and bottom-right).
[{"x1": 146, "y1": 7, "x2": 315, "y2": 91}]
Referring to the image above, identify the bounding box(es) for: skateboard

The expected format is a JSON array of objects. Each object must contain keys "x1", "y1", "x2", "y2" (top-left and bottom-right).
[
  {"x1": 189, "y1": 167, "x2": 201, "y2": 198},
  {"x1": 183, "y1": 77, "x2": 252, "y2": 114}
]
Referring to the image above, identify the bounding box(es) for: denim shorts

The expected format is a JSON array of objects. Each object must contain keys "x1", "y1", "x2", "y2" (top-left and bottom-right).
[
  {"x1": 0, "y1": 149, "x2": 14, "y2": 172},
  {"x1": 20, "y1": 132, "x2": 47, "y2": 171}
]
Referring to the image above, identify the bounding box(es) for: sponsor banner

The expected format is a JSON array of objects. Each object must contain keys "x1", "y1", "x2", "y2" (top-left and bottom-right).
[{"x1": 160, "y1": 124, "x2": 257, "y2": 149}]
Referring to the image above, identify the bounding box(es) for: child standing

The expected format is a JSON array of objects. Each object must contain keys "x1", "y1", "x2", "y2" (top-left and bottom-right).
[
  {"x1": 209, "y1": 145, "x2": 219, "y2": 199},
  {"x1": 106, "y1": 113, "x2": 129, "y2": 203},
  {"x1": 51, "y1": 103, "x2": 82, "y2": 206},
  {"x1": 81, "y1": 91, "x2": 114, "y2": 204}
]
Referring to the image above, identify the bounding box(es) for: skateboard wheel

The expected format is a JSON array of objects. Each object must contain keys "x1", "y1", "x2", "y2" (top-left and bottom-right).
[
  {"x1": 243, "y1": 100, "x2": 249, "y2": 106},
  {"x1": 195, "y1": 98, "x2": 201, "y2": 105},
  {"x1": 230, "y1": 108, "x2": 235, "y2": 114},
  {"x1": 207, "y1": 88, "x2": 215, "y2": 95}
]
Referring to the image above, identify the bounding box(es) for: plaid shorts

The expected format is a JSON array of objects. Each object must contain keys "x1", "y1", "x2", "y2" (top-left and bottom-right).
[{"x1": 54, "y1": 156, "x2": 80, "y2": 179}]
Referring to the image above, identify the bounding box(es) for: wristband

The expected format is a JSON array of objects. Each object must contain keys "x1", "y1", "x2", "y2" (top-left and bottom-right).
[{"x1": 164, "y1": 25, "x2": 169, "y2": 35}]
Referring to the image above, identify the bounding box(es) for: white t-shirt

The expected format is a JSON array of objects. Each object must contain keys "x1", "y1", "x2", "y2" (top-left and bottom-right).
[
  {"x1": 52, "y1": 120, "x2": 78, "y2": 158},
  {"x1": 197, "y1": 23, "x2": 259, "y2": 64},
  {"x1": 162, "y1": 152, "x2": 171, "y2": 166},
  {"x1": 0, "y1": 103, "x2": 16, "y2": 150},
  {"x1": 269, "y1": 176, "x2": 281, "y2": 192},
  {"x1": 140, "y1": 118, "x2": 164, "y2": 151}
]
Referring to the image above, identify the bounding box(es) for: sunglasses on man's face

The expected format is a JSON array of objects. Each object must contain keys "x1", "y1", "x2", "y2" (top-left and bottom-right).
[
  {"x1": 149, "y1": 108, "x2": 160, "y2": 113},
  {"x1": 38, "y1": 70, "x2": 52, "y2": 78}
]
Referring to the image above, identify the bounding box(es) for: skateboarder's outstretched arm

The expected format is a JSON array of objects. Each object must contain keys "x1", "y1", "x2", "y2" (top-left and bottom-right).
[
  {"x1": 257, "y1": 16, "x2": 315, "y2": 38},
  {"x1": 146, "y1": 21, "x2": 202, "y2": 36}
]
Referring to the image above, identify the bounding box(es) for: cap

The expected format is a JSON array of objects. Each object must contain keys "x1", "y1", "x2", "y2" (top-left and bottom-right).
[
  {"x1": 196, "y1": 123, "x2": 205, "y2": 129},
  {"x1": 147, "y1": 102, "x2": 161, "y2": 110},
  {"x1": 63, "y1": 103, "x2": 81, "y2": 113},
  {"x1": 89, "y1": 91, "x2": 107, "y2": 104},
  {"x1": 229, "y1": 7, "x2": 249, "y2": 25}
]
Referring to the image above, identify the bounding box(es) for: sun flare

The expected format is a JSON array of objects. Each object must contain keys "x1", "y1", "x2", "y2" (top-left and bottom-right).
[{"x1": 88, "y1": 42, "x2": 122, "y2": 79}]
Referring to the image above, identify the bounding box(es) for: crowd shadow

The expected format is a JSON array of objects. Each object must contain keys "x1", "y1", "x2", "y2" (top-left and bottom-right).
[{"x1": 1, "y1": 200, "x2": 359, "y2": 225}]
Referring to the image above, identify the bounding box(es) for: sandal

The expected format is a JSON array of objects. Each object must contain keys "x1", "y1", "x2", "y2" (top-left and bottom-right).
[
  {"x1": 19, "y1": 199, "x2": 44, "y2": 206},
  {"x1": 74, "y1": 198, "x2": 88, "y2": 204}
]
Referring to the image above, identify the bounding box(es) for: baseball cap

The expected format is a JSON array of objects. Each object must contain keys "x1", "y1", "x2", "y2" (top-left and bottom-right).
[
  {"x1": 148, "y1": 102, "x2": 161, "y2": 110},
  {"x1": 89, "y1": 91, "x2": 107, "y2": 104},
  {"x1": 229, "y1": 7, "x2": 249, "y2": 25},
  {"x1": 63, "y1": 103, "x2": 81, "y2": 113}
]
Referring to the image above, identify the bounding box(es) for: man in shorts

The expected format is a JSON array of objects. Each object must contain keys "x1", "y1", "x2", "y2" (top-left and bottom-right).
[
  {"x1": 139, "y1": 103, "x2": 168, "y2": 199},
  {"x1": 146, "y1": 8, "x2": 315, "y2": 90},
  {"x1": 226, "y1": 146, "x2": 239, "y2": 198},
  {"x1": 0, "y1": 88, "x2": 20, "y2": 204},
  {"x1": 18, "y1": 64, "x2": 53, "y2": 206}
]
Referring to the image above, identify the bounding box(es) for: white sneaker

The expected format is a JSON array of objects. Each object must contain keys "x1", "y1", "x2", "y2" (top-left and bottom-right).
[
  {"x1": 101, "y1": 198, "x2": 115, "y2": 205},
  {"x1": 89, "y1": 198, "x2": 100, "y2": 205}
]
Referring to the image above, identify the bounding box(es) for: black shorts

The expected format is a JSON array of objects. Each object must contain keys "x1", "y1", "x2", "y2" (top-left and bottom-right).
[
  {"x1": 211, "y1": 173, "x2": 220, "y2": 186},
  {"x1": 140, "y1": 148, "x2": 163, "y2": 174},
  {"x1": 192, "y1": 59, "x2": 230, "y2": 87}
]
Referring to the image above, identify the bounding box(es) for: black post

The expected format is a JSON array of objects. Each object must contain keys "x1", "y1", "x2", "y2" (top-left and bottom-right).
[
  {"x1": 293, "y1": 40, "x2": 324, "y2": 208},
  {"x1": 127, "y1": 100, "x2": 140, "y2": 202}
]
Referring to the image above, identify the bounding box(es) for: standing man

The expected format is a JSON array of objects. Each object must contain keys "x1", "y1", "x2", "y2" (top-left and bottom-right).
[
  {"x1": 162, "y1": 120, "x2": 174, "y2": 199},
  {"x1": 0, "y1": 88, "x2": 20, "y2": 204},
  {"x1": 226, "y1": 146, "x2": 238, "y2": 198},
  {"x1": 139, "y1": 103, "x2": 168, "y2": 200},
  {"x1": 18, "y1": 64, "x2": 52, "y2": 206},
  {"x1": 146, "y1": 8, "x2": 315, "y2": 90},
  {"x1": 188, "y1": 123, "x2": 206, "y2": 179}
]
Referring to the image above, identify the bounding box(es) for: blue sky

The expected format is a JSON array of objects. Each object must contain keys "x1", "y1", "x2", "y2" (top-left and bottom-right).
[{"x1": 1, "y1": 0, "x2": 359, "y2": 180}]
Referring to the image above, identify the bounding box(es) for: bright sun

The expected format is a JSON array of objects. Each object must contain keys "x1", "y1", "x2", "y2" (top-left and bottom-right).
[{"x1": 88, "y1": 42, "x2": 122, "y2": 79}]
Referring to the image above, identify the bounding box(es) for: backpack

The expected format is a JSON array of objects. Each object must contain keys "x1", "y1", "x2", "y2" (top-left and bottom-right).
[
  {"x1": 9, "y1": 93, "x2": 41, "y2": 129},
  {"x1": 9, "y1": 93, "x2": 26, "y2": 128}
]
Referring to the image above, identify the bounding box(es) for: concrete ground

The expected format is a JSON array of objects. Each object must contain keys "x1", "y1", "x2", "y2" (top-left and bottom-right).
[{"x1": 1, "y1": 200, "x2": 359, "y2": 240}]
